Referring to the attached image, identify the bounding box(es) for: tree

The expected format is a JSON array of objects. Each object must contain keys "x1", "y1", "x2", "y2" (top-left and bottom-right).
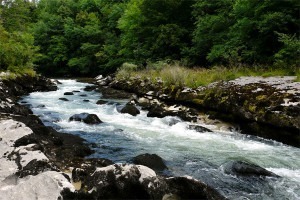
[
  {"x1": 0, "y1": 0, "x2": 38, "y2": 73},
  {"x1": 118, "y1": 0, "x2": 194, "y2": 65},
  {"x1": 33, "y1": 0, "x2": 127, "y2": 76},
  {"x1": 191, "y1": 0, "x2": 235, "y2": 66},
  {"x1": 191, "y1": 0, "x2": 299, "y2": 66}
]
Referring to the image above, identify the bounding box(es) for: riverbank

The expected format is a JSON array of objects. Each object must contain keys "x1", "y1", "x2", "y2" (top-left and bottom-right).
[
  {"x1": 97, "y1": 75, "x2": 300, "y2": 147},
  {"x1": 0, "y1": 75, "x2": 227, "y2": 199}
]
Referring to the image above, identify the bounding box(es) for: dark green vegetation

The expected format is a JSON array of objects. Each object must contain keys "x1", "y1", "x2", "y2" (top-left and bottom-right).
[{"x1": 0, "y1": 0, "x2": 299, "y2": 77}]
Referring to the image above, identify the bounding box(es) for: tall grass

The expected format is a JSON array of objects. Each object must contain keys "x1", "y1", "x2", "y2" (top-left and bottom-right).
[
  {"x1": 0, "y1": 68, "x2": 36, "y2": 80},
  {"x1": 115, "y1": 62, "x2": 300, "y2": 88}
]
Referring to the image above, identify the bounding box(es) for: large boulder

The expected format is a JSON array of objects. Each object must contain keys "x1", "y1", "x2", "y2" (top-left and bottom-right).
[
  {"x1": 69, "y1": 113, "x2": 103, "y2": 124},
  {"x1": 132, "y1": 153, "x2": 167, "y2": 171},
  {"x1": 120, "y1": 104, "x2": 140, "y2": 116},
  {"x1": 65, "y1": 164, "x2": 226, "y2": 200},
  {"x1": 222, "y1": 160, "x2": 279, "y2": 177}
]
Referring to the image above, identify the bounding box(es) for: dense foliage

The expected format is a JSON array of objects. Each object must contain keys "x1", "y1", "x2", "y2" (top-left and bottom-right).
[
  {"x1": 0, "y1": 0, "x2": 38, "y2": 74},
  {"x1": 0, "y1": 0, "x2": 299, "y2": 76}
]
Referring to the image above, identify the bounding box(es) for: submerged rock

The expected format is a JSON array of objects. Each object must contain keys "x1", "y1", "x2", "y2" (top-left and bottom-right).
[
  {"x1": 133, "y1": 153, "x2": 167, "y2": 171},
  {"x1": 35, "y1": 104, "x2": 45, "y2": 108},
  {"x1": 222, "y1": 160, "x2": 279, "y2": 177},
  {"x1": 188, "y1": 125, "x2": 212, "y2": 133},
  {"x1": 69, "y1": 113, "x2": 103, "y2": 124},
  {"x1": 120, "y1": 104, "x2": 140, "y2": 116},
  {"x1": 59, "y1": 97, "x2": 69, "y2": 101}
]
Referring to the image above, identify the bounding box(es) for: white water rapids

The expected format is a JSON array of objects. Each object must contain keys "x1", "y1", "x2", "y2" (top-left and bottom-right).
[{"x1": 21, "y1": 79, "x2": 300, "y2": 199}]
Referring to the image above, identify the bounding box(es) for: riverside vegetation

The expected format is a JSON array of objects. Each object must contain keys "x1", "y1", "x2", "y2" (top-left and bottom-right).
[
  {"x1": 0, "y1": 0, "x2": 299, "y2": 77},
  {"x1": 116, "y1": 62, "x2": 300, "y2": 88}
]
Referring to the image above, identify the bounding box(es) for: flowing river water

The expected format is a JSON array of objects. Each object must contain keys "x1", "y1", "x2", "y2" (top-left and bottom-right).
[{"x1": 21, "y1": 79, "x2": 300, "y2": 199}]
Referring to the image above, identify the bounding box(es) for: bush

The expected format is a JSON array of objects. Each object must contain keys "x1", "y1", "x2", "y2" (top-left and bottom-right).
[
  {"x1": 160, "y1": 64, "x2": 188, "y2": 87},
  {"x1": 115, "y1": 62, "x2": 138, "y2": 79}
]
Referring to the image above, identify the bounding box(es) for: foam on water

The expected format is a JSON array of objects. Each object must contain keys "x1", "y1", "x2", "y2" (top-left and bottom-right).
[{"x1": 21, "y1": 79, "x2": 300, "y2": 199}]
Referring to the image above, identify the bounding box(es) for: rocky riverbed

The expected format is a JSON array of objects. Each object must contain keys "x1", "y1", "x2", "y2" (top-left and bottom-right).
[
  {"x1": 0, "y1": 75, "x2": 227, "y2": 199},
  {"x1": 104, "y1": 75, "x2": 300, "y2": 147}
]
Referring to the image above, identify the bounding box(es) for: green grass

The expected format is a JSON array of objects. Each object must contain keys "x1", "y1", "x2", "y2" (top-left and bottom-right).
[
  {"x1": 0, "y1": 68, "x2": 36, "y2": 80},
  {"x1": 116, "y1": 62, "x2": 300, "y2": 88}
]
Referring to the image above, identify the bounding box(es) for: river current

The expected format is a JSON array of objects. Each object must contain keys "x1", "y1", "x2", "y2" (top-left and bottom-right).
[{"x1": 21, "y1": 79, "x2": 300, "y2": 199}]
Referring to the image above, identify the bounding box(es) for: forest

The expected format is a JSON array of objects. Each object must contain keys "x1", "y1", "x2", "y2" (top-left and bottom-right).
[{"x1": 0, "y1": 0, "x2": 299, "y2": 76}]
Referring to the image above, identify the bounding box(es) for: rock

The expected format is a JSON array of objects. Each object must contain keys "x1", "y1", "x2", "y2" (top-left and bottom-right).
[
  {"x1": 222, "y1": 160, "x2": 279, "y2": 177},
  {"x1": 69, "y1": 164, "x2": 225, "y2": 200},
  {"x1": 0, "y1": 171, "x2": 74, "y2": 200},
  {"x1": 73, "y1": 144, "x2": 94, "y2": 157},
  {"x1": 164, "y1": 177, "x2": 226, "y2": 200},
  {"x1": 97, "y1": 87, "x2": 133, "y2": 99},
  {"x1": 35, "y1": 104, "x2": 45, "y2": 108},
  {"x1": 53, "y1": 80, "x2": 62, "y2": 85},
  {"x1": 133, "y1": 153, "x2": 167, "y2": 171},
  {"x1": 72, "y1": 90, "x2": 80, "y2": 92},
  {"x1": 166, "y1": 118, "x2": 181, "y2": 126},
  {"x1": 16, "y1": 160, "x2": 57, "y2": 178},
  {"x1": 96, "y1": 100, "x2": 108, "y2": 105},
  {"x1": 69, "y1": 113, "x2": 103, "y2": 124},
  {"x1": 72, "y1": 164, "x2": 154, "y2": 199},
  {"x1": 162, "y1": 194, "x2": 181, "y2": 200},
  {"x1": 137, "y1": 97, "x2": 151, "y2": 108},
  {"x1": 64, "y1": 92, "x2": 74, "y2": 95},
  {"x1": 177, "y1": 111, "x2": 198, "y2": 122},
  {"x1": 95, "y1": 75, "x2": 103, "y2": 80},
  {"x1": 14, "y1": 135, "x2": 39, "y2": 148},
  {"x1": 83, "y1": 99, "x2": 90, "y2": 102},
  {"x1": 72, "y1": 158, "x2": 114, "y2": 182},
  {"x1": 120, "y1": 104, "x2": 140, "y2": 116},
  {"x1": 12, "y1": 105, "x2": 33, "y2": 116},
  {"x1": 59, "y1": 98, "x2": 69, "y2": 101},
  {"x1": 84, "y1": 85, "x2": 97, "y2": 91},
  {"x1": 96, "y1": 75, "x2": 113, "y2": 86},
  {"x1": 147, "y1": 105, "x2": 170, "y2": 118},
  {"x1": 188, "y1": 125, "x2": 212, "y2": 133},
  {"x1": 80, "y1": 94, "x2": 87, "y2": 97}
]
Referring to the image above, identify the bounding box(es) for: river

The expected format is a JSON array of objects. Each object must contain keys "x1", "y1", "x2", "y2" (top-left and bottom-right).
[{"x1": 21, "y1": 79, "x2": 300, "y2": 199}]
